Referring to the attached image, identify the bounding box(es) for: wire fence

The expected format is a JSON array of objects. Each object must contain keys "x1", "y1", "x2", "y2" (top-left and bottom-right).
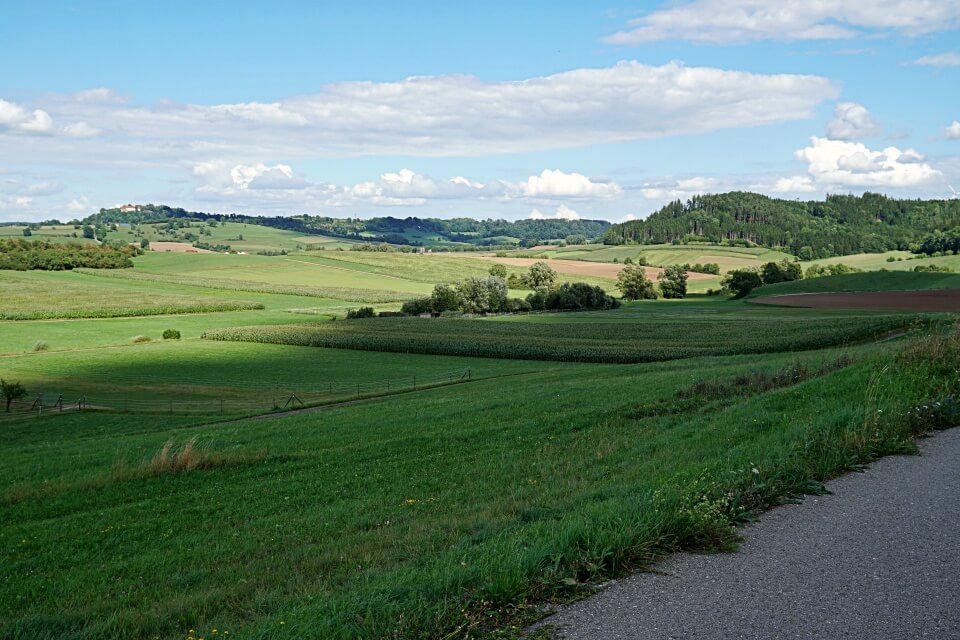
[{"x1": 0, "y1": 368, "x2": 472, "y2": 423}]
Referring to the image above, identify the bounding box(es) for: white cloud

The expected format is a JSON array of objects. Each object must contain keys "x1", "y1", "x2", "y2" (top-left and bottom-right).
[
  {"x1": 0, "y1": 62, "x2": 838, "y2": 166},
  {"x1": 945, "y1": 121, "x2": 960, "y2": 139},
  {"x1": 67, "y1": 196, "x2": 91, "y2": 212},
  {"x1": 772, "y1": 175, "x2": 817, "y2": 193},
  {"x1": 522, "y1": 169, "x2": 622, "y2": 199},
  {"x1": 63, "y1": 121, "x2": 103, "y2": 137},
  {"x1": 795, "y1": 137, "x2": 941, "y2": 187},
  {"x1": 71, "y1": 88, "x2": 129, "y2": 104},
  {"x1": 641, "y1": 176, "x2": 719, "y2": 199},
  {"x1": 528, "y1": 205, "x2": 581, "y2": 220},
  {"x1": 826, "y1": 102, "x2": 880, "y2": 140},
  {"x1": 620, "y1": 213, "x2": 637, "y2": 222},
  {"x1": 0, "y1": 99, "x2": 54, "y2": 135},
  {"x1": 913, "y1": 52, "x2": 960, "y2": 67},
  {"x1": 604, "y1": 0, "x2": 960, "y2": 45}
]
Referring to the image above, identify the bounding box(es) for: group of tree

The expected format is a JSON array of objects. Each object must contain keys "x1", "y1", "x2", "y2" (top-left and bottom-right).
[
  {"x1": 914, "y1": 227, "x2": 960, "y2": 256},
  {"x1": 616, "y1": 264, "x2": 689, "y2": 300},
  {"x1": 721, "y1": 259, "x2": 804, "y2": 298},
  {"x1": 401, "y1": 261, "x2": 618, "y2": 315},
  {"x1": 603, "y1": 192, "x2": 960, "y2": 258},
  {"x1": 0, "y1": 239, "x2": 141, "y2": 270}
]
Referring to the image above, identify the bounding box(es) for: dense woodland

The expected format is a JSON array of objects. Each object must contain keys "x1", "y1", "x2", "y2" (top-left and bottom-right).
[
  {"x1": 83, "y1": 205, "x2": 610, "y2": 246},
  {"x1": 0, "y1": 239, "x2": 140, "y2": 270},
  {"x1": 603, "y1": 192, "x2": 960, "y2": 258}
]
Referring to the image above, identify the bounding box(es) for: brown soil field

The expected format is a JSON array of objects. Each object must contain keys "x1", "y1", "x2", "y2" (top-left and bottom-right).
[
  {"x1": 149, "y1": 242, "x2": 214, "y2": 253},
  {"x1": 476, "y1": 257, "x2": 715, "y2": 281},
  {"x1": 750, "y1": 290, "x2": 960, "y2": 312}
]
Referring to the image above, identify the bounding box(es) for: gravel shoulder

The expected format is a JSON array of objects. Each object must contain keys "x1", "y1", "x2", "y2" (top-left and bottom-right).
[{"x1": 532, "y1": 427, "x2": 960, "y2": 640}]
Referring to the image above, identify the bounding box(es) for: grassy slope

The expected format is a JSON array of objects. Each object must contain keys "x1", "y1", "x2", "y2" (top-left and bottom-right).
[
  {"x1": 107, "y1": 221, "x2": 357, "y2": 253},
  {"x1": 2, "y1": 333, "x2": 954, "y2": 639},
  {"x1": 747, "y1": 271, "x2": 960, "y2": 298},
  {"x1": 0, "y1": 225, "x2": 97, "y2": 245},
  {"x1": 521, "y1": 244, "x2": 792, "y2": 272},
  {"x1": 0, "y1": 270, "x2": 266, "y2": 319},
  {"x1": 131, "y1": 252, "x2": 433, "y2": 295},
  {"x1": 803, "y1": 250, "x2": 960, "y2": 273}
]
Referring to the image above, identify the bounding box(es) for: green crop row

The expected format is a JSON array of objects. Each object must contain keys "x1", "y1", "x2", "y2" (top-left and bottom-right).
[
  {"x1": 74, "y1": 268, "x2": 414, "y2": 303},
  {"x1": 202, "y1": 315, "x2": 916, "y2": 363},
  {"x1": 1, "y1": 301, "x2": 265, "y2": 321}
]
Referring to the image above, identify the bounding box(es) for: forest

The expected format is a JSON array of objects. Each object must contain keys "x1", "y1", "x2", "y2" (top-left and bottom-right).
[{"x1": 603, "y1": 192, "x2": 960, "y2": 258}]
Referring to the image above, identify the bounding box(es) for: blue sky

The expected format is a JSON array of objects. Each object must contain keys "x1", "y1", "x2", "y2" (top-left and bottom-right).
[{"x1": 1, "y1": 0, "x2": 959, "y2": 222}]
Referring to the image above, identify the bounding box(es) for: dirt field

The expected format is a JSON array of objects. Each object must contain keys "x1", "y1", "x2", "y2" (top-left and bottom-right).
[
  {"x1": 750, "y1": 290, "x2": 960, "y2": 312},
  {"x1": 477, "y1": 257, "x2": 715, "y2": 281},
  {"x1": 149, "y1": 242, "x2": 214, "y2": 253}
]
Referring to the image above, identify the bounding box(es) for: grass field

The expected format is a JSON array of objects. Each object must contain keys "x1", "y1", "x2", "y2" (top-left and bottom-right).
[
  {"x1": 747, "y1": 271, "x2": 960, "y2": 298},
  {"x1": 0, "y1": 224, "x2": 97, "y2": 245},
  {"x1": 3, "y1": 229, "x2": 960, "y2": 639},
  {"x1": 0, "y1": 270, "x2": 265, "y2": 319},
  {"x1": 511, "y1": 243, "x2": 793, "y2": 273},
  {"x1": 803, "y1": 250, "x2": 960, "y2": 272},
  {"x1": 3, "y1": 328, "x2": 958, "y2": 638},
  {"x1": 106, "y1": 221, "x2": 358, "y2": 253}
]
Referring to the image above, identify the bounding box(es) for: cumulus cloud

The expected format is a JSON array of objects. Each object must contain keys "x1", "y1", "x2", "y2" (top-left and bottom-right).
[
  {"x1": 946, "y1": 121, "x2": 960, "y2": 139},
  {"x1": 795, "y1": 137, "x2": 941, "y2": 187},
  {"x1": 67, "y1": 196, "x2": 91, "y2": 212},
  {"x1": 0, "y1": 99, "x2": 54, "y2": 135},
  {"x1": 913, "y1": 52, "x2": 960, "y2": 67},
  {"x1": 826, "y1": 102, "x2": 880, "y2": 140},
  {"x1": 528, "y1": 205, "x2": 581, "y2": 220},
  {"x1": 771, "y1": 175, "x2": 817, "y2": 193},
  {"x1": 522, "y1": 169, "x2": 622, "y2": 199},
  {"x1": 604, "y1": 0, "x2": 960, "y2": 45}
]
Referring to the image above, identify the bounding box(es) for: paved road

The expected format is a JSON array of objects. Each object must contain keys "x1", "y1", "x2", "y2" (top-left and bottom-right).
[{"x1": 535, "y1": 428, "x2": 960, "y2": 640}]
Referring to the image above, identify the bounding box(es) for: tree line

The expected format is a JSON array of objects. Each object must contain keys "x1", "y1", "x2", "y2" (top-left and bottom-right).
[{"x1": 603, "y1": 192, "x2": 960, "y2": 258}]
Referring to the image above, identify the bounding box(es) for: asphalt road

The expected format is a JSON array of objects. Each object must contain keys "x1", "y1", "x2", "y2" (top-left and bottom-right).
[{"x1": 534, "y1": 427, "x2": 960, "y2": 640}]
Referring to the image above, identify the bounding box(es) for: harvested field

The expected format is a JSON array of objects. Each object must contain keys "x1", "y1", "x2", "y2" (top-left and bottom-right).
[
  {"x1": 149, "y1": 242, "x2": 214, "y2": 253},
  {"x1": 750, "y1": 289, "x2": 960, "y2": 312},
  {"x1": 476, "y1": 257, "x2": 714, "y2": 281}
]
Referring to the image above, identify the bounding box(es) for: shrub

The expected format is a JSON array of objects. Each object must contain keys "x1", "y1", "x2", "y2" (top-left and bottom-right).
[
  {"x1": 488, "y1": 263, "x2": 508, "y2": 279},
  {"x1": 162, "y1": 329, "x2": 181, "y2": 340},
  {"x1": 760, "y1": 259, "x2": 803, "y2": 285},
  {"x1": 346, "y1": 307, "x2": 376, "y2": 319},
  {"x1": 32, "y1": 340, "x2": 49, "y2": 352},
  {"x1": 721, "y1": 269, "x2": 763, "y2": 298},
  {"x1": 430, "y1": 283, "x2": 462, "y2": 312},
  {"x1": 131, "y1": 335, "x2": 152, "y2": 343},
  {"x1": 401, "y1": 297, "x2": 432, "y2": 315}
]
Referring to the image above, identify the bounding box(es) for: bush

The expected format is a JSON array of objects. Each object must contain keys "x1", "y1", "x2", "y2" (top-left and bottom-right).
[
  {"x1": 545, "y1": 282, "x2": 620, "y2": 311},
  {"x1": 430, "y1": 283, "x2": 462, "y2": 312},
  {"x1": 346, "y1": 307, "x2": 376, "y2": 319},
  {"x1": 721, "y1": 269, "x2": 763, "y2": 298},
  {"x1": 488, "y1": 263, "x2": 508, "y2": 279},
  {"x1": 131, "y1": 335, "x2": 152, "y2": 343},
  {"x1": 162, "y1": 329, "x2": 181, "y2": 340},
  {"x1": 32, "y1": 340, "x2": 49, "y2": 352},
  {"x1": 401, "y1": 297, "x2": 432, "y2": 315}
]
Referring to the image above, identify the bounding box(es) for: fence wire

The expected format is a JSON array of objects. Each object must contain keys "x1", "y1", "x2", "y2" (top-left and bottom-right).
[{"x1": 0, "y1": 368, "x2": 472, "y2": 423}]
